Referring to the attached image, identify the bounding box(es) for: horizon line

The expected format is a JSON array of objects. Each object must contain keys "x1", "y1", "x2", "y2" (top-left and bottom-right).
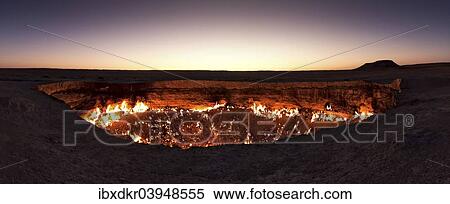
[{"x1": 1, "y1": 61, "x2": 449, "y2": 72}]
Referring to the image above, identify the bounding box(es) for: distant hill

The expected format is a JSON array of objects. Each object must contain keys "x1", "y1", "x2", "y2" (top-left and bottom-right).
[{"x1": 355, "y1": 60, "x2": 400, "y2": 71}]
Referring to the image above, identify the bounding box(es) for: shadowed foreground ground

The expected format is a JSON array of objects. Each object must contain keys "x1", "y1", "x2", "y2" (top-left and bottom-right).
[{"x1": 0, "y1": 62, "x2": 449, "y2": 183}]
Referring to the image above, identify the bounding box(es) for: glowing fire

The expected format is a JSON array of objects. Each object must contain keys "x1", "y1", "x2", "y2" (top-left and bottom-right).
[
  {"x1": 83, "y1": 100, "x2": 320, "y2": 127},
  {"x1": 80, "y1": 99, "x2": 374, "y2": 148},
  {"x1": 82, "y1": 100, "x2": 151, "y2": 129}
]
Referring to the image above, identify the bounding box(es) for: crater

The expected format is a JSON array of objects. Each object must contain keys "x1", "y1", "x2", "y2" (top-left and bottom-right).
[{"x1": 38, "y1": 79, "x2": 401, "y2": 148}]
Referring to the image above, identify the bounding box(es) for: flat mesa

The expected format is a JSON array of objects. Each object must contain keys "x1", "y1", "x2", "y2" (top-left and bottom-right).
[{"x1": 38, "y1": 79, "x2": 401, "y2": 148}]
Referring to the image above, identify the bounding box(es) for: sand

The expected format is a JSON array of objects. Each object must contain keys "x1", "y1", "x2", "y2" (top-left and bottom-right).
[{"x1": 0, "y1": 62, "x2": 449, "y2": 183}]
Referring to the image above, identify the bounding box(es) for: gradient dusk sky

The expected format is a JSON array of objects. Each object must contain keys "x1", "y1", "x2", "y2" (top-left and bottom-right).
[{"x1": 1, "y1": 0, "x2": 449, "y2": 70}]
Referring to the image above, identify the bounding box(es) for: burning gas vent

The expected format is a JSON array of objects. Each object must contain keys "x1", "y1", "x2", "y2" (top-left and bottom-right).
[{"x1": 38, "y1": 79, "x2": 401, "y2": 148}]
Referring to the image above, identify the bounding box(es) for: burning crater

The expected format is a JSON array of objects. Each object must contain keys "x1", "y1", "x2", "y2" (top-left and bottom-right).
[{"x1": 38, "y1": 79, "x2": 401, "y2": 148}]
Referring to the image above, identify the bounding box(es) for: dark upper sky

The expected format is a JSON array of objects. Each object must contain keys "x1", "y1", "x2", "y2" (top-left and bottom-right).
[{"x1": 1, "y1": 0, "x2": 449, "y2": 70}]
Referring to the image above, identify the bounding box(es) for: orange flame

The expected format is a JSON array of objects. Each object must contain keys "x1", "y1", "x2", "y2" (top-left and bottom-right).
[{"x1": 80, "y1": 99, "x2": 374, "y2": 148}]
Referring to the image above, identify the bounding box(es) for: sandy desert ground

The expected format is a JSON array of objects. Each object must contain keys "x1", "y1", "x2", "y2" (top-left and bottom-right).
[{"x1": 0, "y1": 61, "x2": 449, "y2": 183}]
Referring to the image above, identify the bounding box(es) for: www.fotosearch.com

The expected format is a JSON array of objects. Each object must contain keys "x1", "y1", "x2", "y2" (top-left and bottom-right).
[{"x1": 97, "y1": 187, "x2": 352, "y2": 200}]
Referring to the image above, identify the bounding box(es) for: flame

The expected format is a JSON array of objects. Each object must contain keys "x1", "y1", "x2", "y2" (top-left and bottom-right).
[
  {"x1": 251, "y1": 102, "x2": 299, "y2": 119},
  {"x1": 82, "y1": 99, "x2": 375, "y2": 126},
  {"x1": 82, "y1": 100, "x2": 149, "y2": 126},
  {"x1": 132, "y1": 101, "x2": 150, "y2": 113},
  {"x1": 192, "y1": 102, "x2": 226, "y2": 112},
  {"x1": 104, "y1": 100, "x2": 149, "y2": 114},
  {"x1": 80, "y1": 99, "x2": 374, "y2": 148}
]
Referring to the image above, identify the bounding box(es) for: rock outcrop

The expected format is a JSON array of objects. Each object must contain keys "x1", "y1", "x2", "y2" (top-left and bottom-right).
[{"x1": 356, "y1": 60, "x2": 400, "y2": 71}]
